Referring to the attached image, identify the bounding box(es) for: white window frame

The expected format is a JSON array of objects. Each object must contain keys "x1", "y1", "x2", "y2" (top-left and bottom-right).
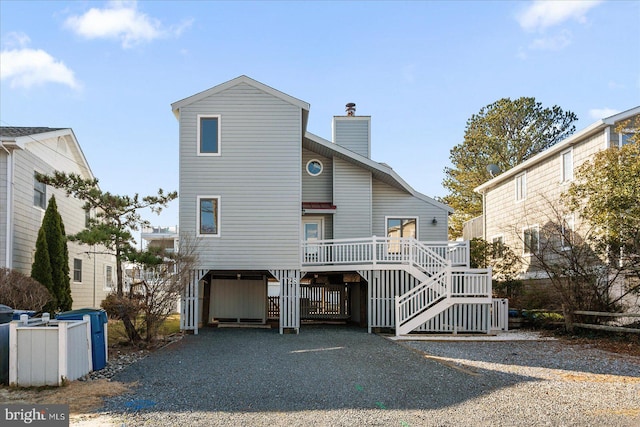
[
  {"x1": 34, "y1": 172, "x2": 46, "y2": 209},
  {"x1": 515, "y1": 172, "x2": 526, "y2": 202},
  {"x1": 561, "y1": 214, "x2": 575, "y2": 251},
  {"x1": 197, "y1": 195, "x2": 221, "y2": 237},
  {"x1": 522, "y1": 225, "x2": 539, "y2": 256},
  {"x1": 560, "y1": 148, "x2": 573, "y2": 183},
  {"x1": 306, "y1": 159, "x2": 324, "y2": 176},
  {"x1": 105, "y1": 265, "x2": 114, "y2": 290},
  {"x1": 385, "y1": 216, "x2": 419, "y2": 239},
  {"x1": 620, "y1": 130, "x2": 633, "y2": 146},
  {"x1": 197, "y1": 114, "x2": 221, "y2": 156},
  {"x1": 73, "y1": 258, "x2": 83, "y2": 283}
]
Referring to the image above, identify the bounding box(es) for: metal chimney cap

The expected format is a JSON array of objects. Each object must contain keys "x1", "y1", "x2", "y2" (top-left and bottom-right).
[{"x1": 346, "y1": 103, "x2": 356, "y2": 116}]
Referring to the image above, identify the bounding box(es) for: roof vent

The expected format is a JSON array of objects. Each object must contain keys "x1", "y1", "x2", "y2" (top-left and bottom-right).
[{"x1": 346, "y1": 103, "x2": 356, "y2": 116}]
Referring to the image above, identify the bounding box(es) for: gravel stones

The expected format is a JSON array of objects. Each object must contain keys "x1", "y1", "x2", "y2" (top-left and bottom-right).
[{"x1": 91, "y1": 326, "x2": 640, "y2": 426}]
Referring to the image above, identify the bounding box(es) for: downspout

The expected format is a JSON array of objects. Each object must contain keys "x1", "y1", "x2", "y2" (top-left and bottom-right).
[{"x1": 2, "y1": 143, "x2": 14, "y2": 268}]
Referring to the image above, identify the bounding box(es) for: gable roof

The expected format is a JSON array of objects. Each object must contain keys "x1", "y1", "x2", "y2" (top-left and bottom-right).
[
  {"x1": 303, "y1": 132, "x2": 453, "y2": 213},
  {"x1": 171, "y1": 75, "x2": 310, "y2": 116},
  {"x1": 475, "y1": 105, "x2": 640, "y2": 193},
  {"x1": 0, "y1": 127, "x2": 95, "y2": 180},
  {"x1": 0, "y1": 127, "x2": 65, "y2": 138}
]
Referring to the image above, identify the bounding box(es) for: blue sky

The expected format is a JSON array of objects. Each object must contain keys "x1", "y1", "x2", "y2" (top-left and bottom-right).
[{"x1": 2, "y1": 0, "x2": 639, "y2": 229}]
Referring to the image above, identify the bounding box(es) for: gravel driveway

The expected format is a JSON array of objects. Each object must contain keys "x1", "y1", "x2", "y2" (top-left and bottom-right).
[{"x1": 88, "y1": 325, "x2": 640, "y2": 426}]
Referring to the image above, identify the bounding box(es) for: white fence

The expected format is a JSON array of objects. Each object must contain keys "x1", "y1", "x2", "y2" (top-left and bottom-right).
[{"x1": 9, "y1": 315, "x2": 92, "y2": 386}]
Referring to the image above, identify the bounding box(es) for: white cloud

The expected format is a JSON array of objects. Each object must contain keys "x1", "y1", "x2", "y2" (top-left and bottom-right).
[
  {"x1": 517, "y1": 0, "x2": 603, "y2": 32},
  {"x1": 0, "y1": 35, "x2": 80, "y2": 89},
  {"x1": 588, "y1": 108, "x2": 620, "y2": 120},
  {"x1": 529, "y1": 29, "x2": 573, "y2": 51},
  {"x1": 64, "y1": 1, "x2": 192, "y2": 48}
]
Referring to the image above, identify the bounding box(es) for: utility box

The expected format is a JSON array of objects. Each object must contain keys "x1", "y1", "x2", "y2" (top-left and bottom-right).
[
  {"x1": 56, "y1": 309, "x2": 108, "y2": 371},
  {"x1": 9, "y1": 315, "x2": 92, "y2": 386}
]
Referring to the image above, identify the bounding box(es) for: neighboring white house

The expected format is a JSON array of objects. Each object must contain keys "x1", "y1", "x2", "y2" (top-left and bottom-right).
[
  {"x1": 172, "y1": 75, "x2": 493, "y2": 335},
  {"x1": 0, "y1": 127, "x2": 116, "y2": 309},
  {"x1": 472, "y1": 106, "x2": 639, "y2": 279}
]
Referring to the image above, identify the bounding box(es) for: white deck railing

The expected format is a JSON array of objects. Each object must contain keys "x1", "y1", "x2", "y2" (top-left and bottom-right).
[
  {"x1": 301, "y1": 237, "x2": 468, "y2": 270},
  {"x1": 395, "y1": 267, "x2": 492, "y2": 336}
]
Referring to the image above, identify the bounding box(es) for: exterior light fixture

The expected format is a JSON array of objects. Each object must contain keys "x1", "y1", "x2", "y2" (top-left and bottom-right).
[{"x1": 432, "y1": 217, "x2": 438, "y2": 225}]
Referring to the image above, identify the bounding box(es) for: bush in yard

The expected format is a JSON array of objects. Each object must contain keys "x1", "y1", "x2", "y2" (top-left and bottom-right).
[{"x1": 0, "y1": 267, "x2": 52, "y2": 311}]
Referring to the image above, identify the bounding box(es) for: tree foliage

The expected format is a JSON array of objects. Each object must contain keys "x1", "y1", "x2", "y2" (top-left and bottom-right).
[
  {"x1": 31, "y1": 196, "x2": 71, "y2": 312},
  {"x1": 36, "y1": 171, "x2": 177, "y2": 342},
  {"x1": 443, "y1": 97, "x2": 577, "y2": 238},
  {"x1": 469, "y1": 238, "x2": 522, "y2": 299},
  {"x1": 563, "y1": 138, "x2": 640, "y2": 276}
]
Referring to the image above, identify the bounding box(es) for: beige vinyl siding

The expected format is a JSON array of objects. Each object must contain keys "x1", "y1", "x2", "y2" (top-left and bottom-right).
[
  {"x1": 483, "y1": 128, "x2": 608, "y2": 271},
  {"x1": 372, "y1": 180, "x2": 448, "y2": 241},
  {"x1": 179, "y1": 83, "x2": 302, "y2": 270},
  {"x1": 333, "y1": 117, "x2": 371, "y2": 158},
  {"x1": 0, "y1": 152, "x2": 7, "y2": 265},
  {"x1": 302, "y1": 148, "x2": 332, "y2": 202},
  {"x1": 9, "y1": 135, "x2": 112, "y2": 308},
  {"x1": 333, "y1": 157, "x2": 371, "y2": 238}
]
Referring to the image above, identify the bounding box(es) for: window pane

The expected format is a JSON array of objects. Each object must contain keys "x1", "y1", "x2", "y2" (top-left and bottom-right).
[
  {"x1": 73, "y1": 258, "x2": 82, "y2": 282},
  {"x1": 562, "y1": 151, "x2": 573, "y2": 181},
  {"x1": 200, "y1": 118, "x2": 219, "y2": 153},
  {"x1": 401, "y1": 219, "x2": 416, "y2": 239},
  {"x1": 387, "y1": 219, "x2": 401, "y2": 239},
  {"x1": 200, "y1": 198, "x2": 218, "y2": 234},
  {"x1": 34, "y1": 175, "x2": 46, "y2": 208},
  {"x1": 621, "y1": 133, "x2": 632, "y2": 146}
]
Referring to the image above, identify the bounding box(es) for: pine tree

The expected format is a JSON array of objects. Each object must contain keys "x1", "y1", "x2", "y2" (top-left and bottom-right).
[{"x1": 31, "y1": 227, "x2": 55, "y2": 312}]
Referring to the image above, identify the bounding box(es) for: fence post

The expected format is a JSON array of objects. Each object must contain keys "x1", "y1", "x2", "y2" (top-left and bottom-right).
[{"x1": 372, "y1": 236, "x2": 377, "y2": 266}]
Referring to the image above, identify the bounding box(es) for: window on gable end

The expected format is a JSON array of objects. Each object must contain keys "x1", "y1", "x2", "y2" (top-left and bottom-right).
[
  {"x1": 198, "y1": 115, "x2": 221, "y2": 155},
  {"x1": 73, "y1": 258, "x2": 83, "y2": 282}
]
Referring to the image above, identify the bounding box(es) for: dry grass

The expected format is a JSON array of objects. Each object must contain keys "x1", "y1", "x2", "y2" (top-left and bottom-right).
[{"x1": 0, "y1": 380, "x2": 133, "y2": 415}]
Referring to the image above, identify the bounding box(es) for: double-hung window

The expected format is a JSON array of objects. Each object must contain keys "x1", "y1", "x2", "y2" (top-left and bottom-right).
[
  {"x1": 73, "y1": 258, "x2": 83, "y2": 282},
  {"x1": 34, "y1": 173, "x2": 46, "y2": 209},
  {"x1": 491, "y1": 235, "x2": 505, "y2": 258},
  {"x1": 515, "y1": 172, "x2": 526, "y2": 202},
  {"x1": 386, "y1": 217, "x2": 417, "y2": 254},
  {"x1": 197, "y1": 115, "x2": 221, "y2": 155},
  {"x1": 523, "y1": 226, "x2": 539, "y2": 256},
  {"x1": 561, "y1": 148, "x2": 573, "y2": 183},
  {"x1": 198, "y1": 196, "x2": 220, "y2": 236}
]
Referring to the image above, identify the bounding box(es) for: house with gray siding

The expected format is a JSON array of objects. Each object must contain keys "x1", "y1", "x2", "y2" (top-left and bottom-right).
[
  {"x1": 172, "y1": 76, "x2": 493, "y2": 335},
  {"x1": 1, "y1": 127, "x2": 116, "y2": 309}
]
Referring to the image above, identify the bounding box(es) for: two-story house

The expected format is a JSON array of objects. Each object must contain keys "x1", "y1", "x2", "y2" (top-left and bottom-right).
[
  {"x1": 172, "y1": 76, "x2": 492, "y2": 335},
  {"x1": 1, "y1": 127, "x2": 116, "y2": 309},
  {"x1": 472, "y1": 106, "x2": 639, "y2": 297}
]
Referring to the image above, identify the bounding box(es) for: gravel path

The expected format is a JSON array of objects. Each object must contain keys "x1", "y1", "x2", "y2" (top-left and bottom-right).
[{"x1": 87, "y1": 326, "x2": 640, "y2": 426}]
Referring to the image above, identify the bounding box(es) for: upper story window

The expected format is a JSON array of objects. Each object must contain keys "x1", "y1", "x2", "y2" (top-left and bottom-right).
[
  {"x1": 523, "y1": 225, "x2": 539, "y2": 256},
  {"x1": 34, "y1": 173, "x2": 46, "y2": 209},
  {"x1": 620, "y1": 131, "x2": 633, "y2": 146},
  {"x1": 561, "y1": 148, "x2": 573, "y2": 183},
  {"x1": 198, "y1": 196, "x2": 220, "y2": 236},
  {"x1": 197, "y1": 115, "x2": 221, "y2": 156},
  {"x1": 306, "y1": 159, "x2": 323, "y2": 176},
  {"x1": 515, "y1": 172, "x2": 526, "y2": 202}
]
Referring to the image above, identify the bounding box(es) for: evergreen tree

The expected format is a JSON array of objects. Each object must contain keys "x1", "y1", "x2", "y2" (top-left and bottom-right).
[
  {"x1": 31, "y1": 195, "x2": 72, "y2": 312},
  {"x1": 31, "y1": 227, "x2": 55, "y2": 312}
]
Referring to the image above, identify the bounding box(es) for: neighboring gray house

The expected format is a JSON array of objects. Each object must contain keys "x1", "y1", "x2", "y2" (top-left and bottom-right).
[
  {"x1": 172, "y1": 76, "x2": 493, "y2": 335},
  {"x1": 0, "y1": 127, "x2": 116, "y2": 309}
]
